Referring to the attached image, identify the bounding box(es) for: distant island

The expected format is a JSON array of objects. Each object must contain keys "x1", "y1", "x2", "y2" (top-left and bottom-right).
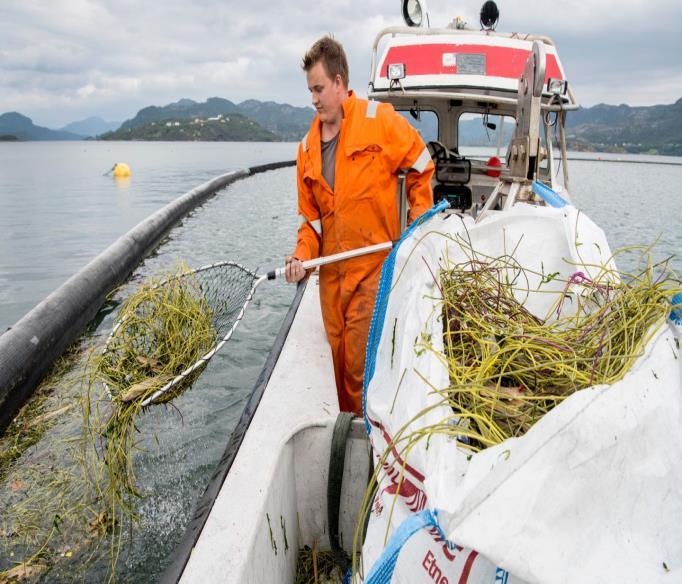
[
  {"x1": 1, "y1": 96, "x2": 680, "y2": 154},
  {"x1": 0, "y1": 98, "x2": 315, "y2": 143},
  {"x1": 100, "y1": 113, "x2": 279, "y2": 141},
  {"x1": 102, "y1": 97, "x2": 313, "y2": 142}
]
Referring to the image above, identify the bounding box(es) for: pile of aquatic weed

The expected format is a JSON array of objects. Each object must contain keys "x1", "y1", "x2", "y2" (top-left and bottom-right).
[{"x1": 438, "y1": 251, "x2": 680, "y2": 449}]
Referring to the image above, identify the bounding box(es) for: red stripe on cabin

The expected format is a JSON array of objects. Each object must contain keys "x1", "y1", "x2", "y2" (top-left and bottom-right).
[{"x1": 379, "y1": 43, "x2": 563, "y2": 81}]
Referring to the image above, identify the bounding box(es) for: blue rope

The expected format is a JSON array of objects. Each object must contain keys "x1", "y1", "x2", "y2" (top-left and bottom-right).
[
  {"x1": 362, "y1": 200, "x2": 449, "y2": 434},
  {"x1": 364, "y1": 509, "x2": 444, "y2": 584}
]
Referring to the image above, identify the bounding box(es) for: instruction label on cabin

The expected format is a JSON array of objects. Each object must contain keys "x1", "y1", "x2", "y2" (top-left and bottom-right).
[{"x1": 442, "y1": 53, "x2": 486, "y2": 75}]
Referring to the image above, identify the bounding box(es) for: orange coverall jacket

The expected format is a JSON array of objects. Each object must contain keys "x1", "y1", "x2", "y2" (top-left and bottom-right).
[{"x1": 294, "y1": 91, "x2": 434, "y2": 415}]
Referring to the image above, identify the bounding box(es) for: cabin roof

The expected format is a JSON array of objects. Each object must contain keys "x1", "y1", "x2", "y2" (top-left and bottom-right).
[{"x1": 369, "y1": 28, "x2": 577, "y2": 109}]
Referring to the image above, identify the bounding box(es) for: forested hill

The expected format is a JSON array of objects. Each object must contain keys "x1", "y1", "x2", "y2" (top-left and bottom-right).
[
  {"x1": 117, "y1": 97, "x2": 314, "y2": 141},
  {"x1": 565, "y1": 98, "x2": 682, "y2": 155},
  {"x1": 100, "y1": 113, "x2": 279, "y2": 141}
]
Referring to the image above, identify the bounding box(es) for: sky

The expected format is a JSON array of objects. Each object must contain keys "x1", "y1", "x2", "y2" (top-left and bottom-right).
[{"x1": 1, "y1": 0, "x2": 680, "y2": 128}]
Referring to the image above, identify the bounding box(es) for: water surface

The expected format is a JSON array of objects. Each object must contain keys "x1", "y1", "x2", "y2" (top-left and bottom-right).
[{"x1": 0, "y1": 141, "x2": 297, "y2": 330}]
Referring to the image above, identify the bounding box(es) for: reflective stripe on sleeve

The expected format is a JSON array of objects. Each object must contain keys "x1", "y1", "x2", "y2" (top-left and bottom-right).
[
  {"x1": 299, "y1": 214, "x2": 322, "y2": 235},
  {"x1": 366, "y1": 100, "x2": 378, "y2": 119},
  {"x1": 411, "y1": 146, "x2": 432, "y2": 173},
  {"x1": 309, "y1": 218, "x2": 322, "y2": 235}
]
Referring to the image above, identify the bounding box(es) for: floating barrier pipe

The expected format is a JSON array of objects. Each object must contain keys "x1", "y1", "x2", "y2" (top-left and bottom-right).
[{"x1": 0, "y1": 160, "x2": 295, "y2": 436}]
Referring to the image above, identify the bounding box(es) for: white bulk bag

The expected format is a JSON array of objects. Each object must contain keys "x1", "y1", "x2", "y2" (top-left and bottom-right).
[{"x1": 361, "y1": 204, "x2": 682, "y2": 583}]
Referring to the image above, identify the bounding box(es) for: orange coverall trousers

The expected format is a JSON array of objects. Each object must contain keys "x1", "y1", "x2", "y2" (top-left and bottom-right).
[
  {"x1": 294, "y1": 92, "x2": 434, "y2": 415},
  {"x1": 318, "y1": 256, "x2": 384, "y2": 413}
]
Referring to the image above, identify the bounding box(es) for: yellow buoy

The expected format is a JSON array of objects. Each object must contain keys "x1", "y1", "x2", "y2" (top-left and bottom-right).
[{"x1": 112, "y1": 162, "x2": 131, "y2": 178}]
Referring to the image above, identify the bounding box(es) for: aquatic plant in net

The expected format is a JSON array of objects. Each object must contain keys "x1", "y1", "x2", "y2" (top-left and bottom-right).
[
  {"x1": 86, "y1": 262, "x2": 257, "y2": 564},
  {"x1": 90, "y1": 267, "x2": 213, "y2": 525},
  {"x1": 96, "y1": 260, "x2": 258, "y2": 404},
  {"x1": 96, "y1": 267, "x2": 216, "y2": 404}
]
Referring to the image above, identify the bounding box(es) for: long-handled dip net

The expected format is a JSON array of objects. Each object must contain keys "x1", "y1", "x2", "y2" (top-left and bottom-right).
[
  {"x1": 91, "y1": 261, "x2": 269, "y2": 525},
  {"x1": 96, "y1": 241, "x2": 394, "y2": 408},
  {"x1": 88, "y1": 242, "x2": 393, "y2": 546}
]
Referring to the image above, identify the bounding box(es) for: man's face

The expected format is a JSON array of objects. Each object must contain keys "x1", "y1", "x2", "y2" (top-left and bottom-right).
[{"x1": 306, "y1": 61, "x2": 345, "y2": 124}]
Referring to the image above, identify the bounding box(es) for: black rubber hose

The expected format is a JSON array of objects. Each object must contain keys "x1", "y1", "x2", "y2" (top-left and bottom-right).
[{"x1": 327, "y1": 411, "x2": 356, "y2": 573}]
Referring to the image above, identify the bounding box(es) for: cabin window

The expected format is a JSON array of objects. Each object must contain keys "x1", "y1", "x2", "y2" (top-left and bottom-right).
[
  {"x1": 398, "y1": 110, "x2": 438, "y2": 143},
  {"x1": 457, "y1": 113, "x2": 516, "y2": 158}
]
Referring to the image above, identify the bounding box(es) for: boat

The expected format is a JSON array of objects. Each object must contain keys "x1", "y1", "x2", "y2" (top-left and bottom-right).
[{"x1": 162, "y1": 2, "x2": 681, "y2": 583}]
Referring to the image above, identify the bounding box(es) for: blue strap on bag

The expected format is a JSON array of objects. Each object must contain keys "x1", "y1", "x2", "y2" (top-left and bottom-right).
[
  {"x1": 365, "y1": 509, "x2": 443, "y2": 584},
  {"x1": 670, "y1": 293, "x2": 682, "y2": 325},
  {"x1": 362, "y1": 200, "x2": 450, "y2": 434}
]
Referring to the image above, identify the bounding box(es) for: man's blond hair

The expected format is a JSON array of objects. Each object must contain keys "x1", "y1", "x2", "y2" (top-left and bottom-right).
[{"x1": 302, "y1": 36, "x2": 349, "y2": 87}]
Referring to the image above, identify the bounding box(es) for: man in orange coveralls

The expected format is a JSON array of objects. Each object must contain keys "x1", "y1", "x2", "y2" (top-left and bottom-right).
[{"x1": 285, "y1": 36, "x2": 434, "y2": 415}]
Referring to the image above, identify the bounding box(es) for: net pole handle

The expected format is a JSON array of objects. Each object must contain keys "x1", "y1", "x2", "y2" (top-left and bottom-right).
[{"x1": 267, "y1": 241, "x2": 395, "y2": 280}]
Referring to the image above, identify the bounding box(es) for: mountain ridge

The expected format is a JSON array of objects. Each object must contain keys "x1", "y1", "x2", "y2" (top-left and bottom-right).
[
  {"x1": 565, "y1": 97, "x2": 682, "y2": 155},
  {"x1": 0, "y1": 112, "x2": 82, "y2": 141},
  {"x1": 60, "y1": 117, "x2": 121, "y2": 138},
  {"x1": 2, "y1": 98, "x2": 680, "y2": 152}
]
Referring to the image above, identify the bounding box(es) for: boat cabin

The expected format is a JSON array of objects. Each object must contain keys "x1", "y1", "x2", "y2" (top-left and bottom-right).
[{"x1": 368, "y1": 8, "x2": 578, "y2": 218}]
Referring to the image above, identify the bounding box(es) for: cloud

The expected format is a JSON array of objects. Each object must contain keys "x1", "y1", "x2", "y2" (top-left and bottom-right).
[{"x1": 0, "y1": 0, "x2": 679, "y2": 126}]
